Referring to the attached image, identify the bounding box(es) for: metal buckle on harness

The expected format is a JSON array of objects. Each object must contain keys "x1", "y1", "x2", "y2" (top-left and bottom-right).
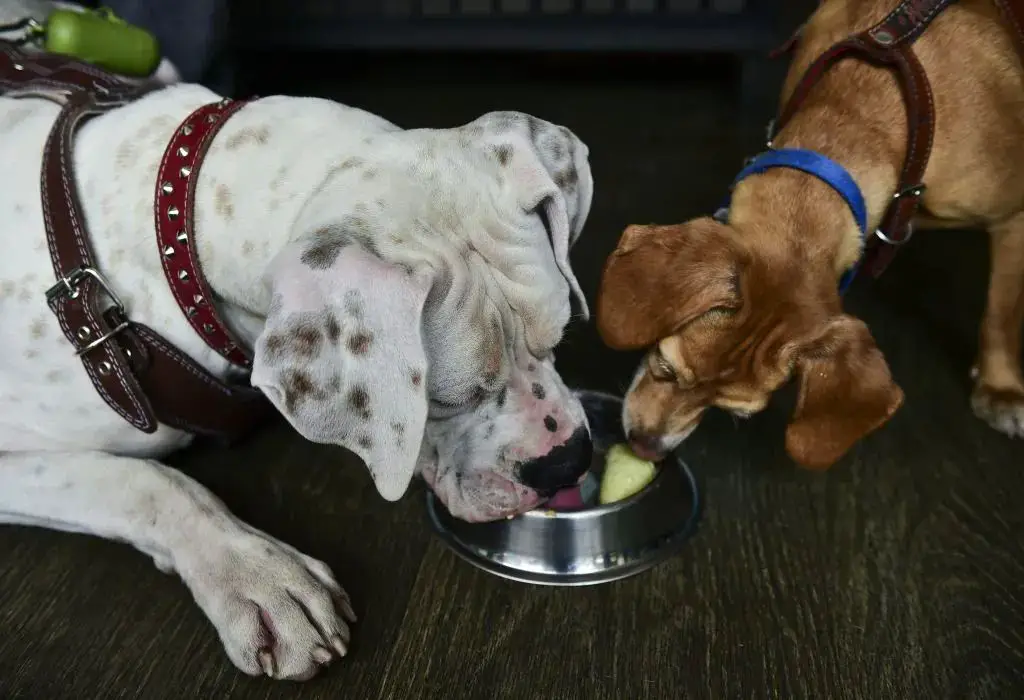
[
  {"x1": 46, "y1": 266, "x2": 130, "y2": 356},
  {"x1": 873, "y1": 183, "x2": 926, "y2": 246}
]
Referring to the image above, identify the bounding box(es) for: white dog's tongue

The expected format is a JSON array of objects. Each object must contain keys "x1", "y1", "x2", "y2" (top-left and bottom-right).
[{"x1": 546, "y1": 485, "x2": 584, "y2": 510}]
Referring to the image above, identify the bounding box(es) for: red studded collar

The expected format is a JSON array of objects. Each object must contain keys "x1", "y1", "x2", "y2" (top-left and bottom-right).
[{"x1": 154, "y1": 97, "x2": 253, "y2": 369}]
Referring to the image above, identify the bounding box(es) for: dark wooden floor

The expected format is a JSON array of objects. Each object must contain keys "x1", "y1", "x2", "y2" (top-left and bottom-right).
[{"x1": 3, "y1": 48, "x2": 1024, "y2": 700}]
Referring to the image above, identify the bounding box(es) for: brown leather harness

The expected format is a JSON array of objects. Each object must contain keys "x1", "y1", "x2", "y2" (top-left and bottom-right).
[
  {"x1": 769, "y1": 0, "x2": 1024, "y2": 279},
  {"x1": 0, "y1": 40, "x2": 273, "y2": 443}
]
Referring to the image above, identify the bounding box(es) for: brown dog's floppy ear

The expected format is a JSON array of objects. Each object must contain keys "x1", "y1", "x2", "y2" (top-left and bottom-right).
[
  {"x1": 596, "y1": 217, "x2": 744, "y2": 350},
  {"x1": 785, "y1": 315, "x2": 904, "y2": 469}
]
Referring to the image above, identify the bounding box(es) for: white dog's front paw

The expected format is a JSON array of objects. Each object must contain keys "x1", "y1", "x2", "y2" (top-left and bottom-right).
[{"x1": 178, "y1": 528, "x2": 356, "y2": 681}]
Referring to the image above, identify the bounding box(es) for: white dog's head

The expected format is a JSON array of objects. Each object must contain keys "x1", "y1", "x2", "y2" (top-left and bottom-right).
[{"x1": 250, "y1": 111, "x2": 595, "y2": 522}]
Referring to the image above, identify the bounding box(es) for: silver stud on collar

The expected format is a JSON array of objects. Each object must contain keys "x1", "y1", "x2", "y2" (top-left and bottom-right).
[
  {"x1": 177, "y1": 146, "x2": 190, "y2": 158},
  {"x1": 77, "y1": 326, "x2": 91, "y2": 341},
  {"x1": 193, "y1": 294, "x2": 205, "y2": 305},
  {"x1": 177, "y1": 269, "x2": 189, "y2": 282},
  {"x1": 202, "y1": 323, "x2": 214, "y2": 334},
  {"x1": 179, "y1": 166, "x2": 191, "y2": 179},
  {"x1": 176, "y1": 229, "x2": 188, "y2": 245},
  {"x1": 181, "y1": 124, "x2": 193, "y2": 136},
  {"x1": 167, "y1": 206, "x2": 179, "y2": 220},
  {"x1": 186, "y1": 306, "x2": 197, "y2": 317},
  {"x1": 161, "y1": 181, "x2": 173, "y2": 195},
  {"x1": 97, "y1": 360, "x2": 113, "y2": 375},
  {"x1": 162, "y1": 245, "x2": 175, "y2": 257}
]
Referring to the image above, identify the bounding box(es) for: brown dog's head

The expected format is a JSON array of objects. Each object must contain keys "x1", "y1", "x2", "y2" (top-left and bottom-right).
[{"x1": 596, "y1": 217, "x2": 903, "y2": 469}]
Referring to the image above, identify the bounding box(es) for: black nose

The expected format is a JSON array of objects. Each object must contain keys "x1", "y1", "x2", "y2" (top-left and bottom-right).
[
  {"x1": 517, "y1": 427, "x2": 593, "y2": 495},
  {"x1": 627, "y1": 430, "x2": 665, "y2": 462}
]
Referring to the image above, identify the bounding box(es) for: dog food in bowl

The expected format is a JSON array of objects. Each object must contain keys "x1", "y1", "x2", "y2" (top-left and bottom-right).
[
  {"x1": 544, "y1": 442, "x2": 657, "y2": 512},
  {"x1": 425, "y1": 389, "x2": 701, "y2": 586}
]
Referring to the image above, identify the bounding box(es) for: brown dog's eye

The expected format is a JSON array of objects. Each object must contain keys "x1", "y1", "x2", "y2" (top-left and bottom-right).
[{"x1": 648, "y1": 349, "x2": 676, "y2": 382}]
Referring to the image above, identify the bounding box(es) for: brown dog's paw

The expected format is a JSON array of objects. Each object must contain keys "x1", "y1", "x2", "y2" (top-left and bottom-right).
[{"x1": 971, "y1": 384, "x2": 1024, "y2": 438}]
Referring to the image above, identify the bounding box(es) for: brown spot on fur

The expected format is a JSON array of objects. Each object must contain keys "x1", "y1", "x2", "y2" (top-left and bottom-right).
[
  {"x1": 293, "y1": 322, "x2": 324, "y2": 359},
  {"x1": 225, "y1": 126, "x2": 271, "y2": 151},
  {"x1": 301, "y1": 227, "x2": 346, "y2": 269},
  {"x1": 282, "y1": 369, "x2": 325, "y2": 413},
  {"x1": 411, "y1": 370, "x2": 422, "y2": 388},
  {"x1": 554, "y1": 167, "x2": 578, "y2": 191},
  {"x1": 28, "y1": 318, "x2": 47, "y2": 340},
  {"x1": 264, "y1": 334, "x2": 287, "y2": 361},
  {"x1": 344, "y1": 290, "x2": 364, "y2": 319},
  {"x1": 349, "y1": 386, "x2": 371, "y2": 419},
  {"x1": 325, "y1": 313, "x2": 341, "y2": 344},
  {"x1": 214, "y1": 184, "x2": 235, "y2": 221},
  {"x1": 492, "y1": 144, "x2": 513, "y2": 165},
  {"x1": 348, "y1": 331, "x2": 373, "y2": 355},
  {"x1": 327, "y1": 158, "x2": 366, "y2": 178}
]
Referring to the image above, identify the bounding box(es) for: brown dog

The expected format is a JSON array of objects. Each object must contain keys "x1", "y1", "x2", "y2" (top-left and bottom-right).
[{"x1": 596, "y1": 0, "x2": 1024, "y2": 469}]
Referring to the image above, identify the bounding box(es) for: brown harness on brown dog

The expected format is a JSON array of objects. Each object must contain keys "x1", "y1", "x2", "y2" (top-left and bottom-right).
[
  {"x1": 0, "y1": 40, "x2": 273, "y2": 443},
  {"x1": 770, "y1": 0, "x2": 1024, "y2": 279}
]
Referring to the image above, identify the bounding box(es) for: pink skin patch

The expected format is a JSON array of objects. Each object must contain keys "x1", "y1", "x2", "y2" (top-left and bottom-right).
[{"x1": 501, "y1": 364, "x2": 577, "y2": 462}]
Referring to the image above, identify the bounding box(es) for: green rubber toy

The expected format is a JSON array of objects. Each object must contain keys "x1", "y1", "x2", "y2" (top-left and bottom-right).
[{"x1": 41, "y1": 8, "x2": 161, "y2": 78}]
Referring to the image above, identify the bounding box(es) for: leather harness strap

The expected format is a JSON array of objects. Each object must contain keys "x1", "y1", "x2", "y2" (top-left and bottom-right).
[
  {"x1": 771, "y1": 0, "x2": 1024, "y2": 280},
  {"x1": 771, "y1": 0, "x2": 955, "y2": 279},
  {"x1": 0, "y1": 39, "x2": 273, "y2": 443}
]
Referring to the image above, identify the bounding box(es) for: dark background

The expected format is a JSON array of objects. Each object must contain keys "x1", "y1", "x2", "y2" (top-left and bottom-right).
[{"x1": 2, "y1": 1, "x2": 1024, "y2": 698}]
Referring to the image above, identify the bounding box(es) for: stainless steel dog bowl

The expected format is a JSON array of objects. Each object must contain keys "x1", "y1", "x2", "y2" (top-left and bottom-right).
[{"x1": 425, "y1": 389, "x2": 701, "y2": 586}]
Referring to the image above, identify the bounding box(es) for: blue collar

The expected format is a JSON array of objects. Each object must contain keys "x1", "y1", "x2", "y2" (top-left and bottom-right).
[{"x1": 714, "y1": 147, "x2": 867, "y2": 295}]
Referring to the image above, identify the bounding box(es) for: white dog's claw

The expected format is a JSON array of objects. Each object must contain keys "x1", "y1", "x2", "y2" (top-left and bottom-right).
[
  {"x1": 330, "y1": 633, "x2": 348, "y2": 657},
  {"x1": 258, "y1": 649, "x2": 276, "y2": 678},
  {"x1": 180, "y1": 528, "x2": 353, "y2": 681},
  {"x1": 312, "y1": 646, "x2": 333, "y2": 665},
  {"x1": 339, "y1": 596, "x2": 357, "y2": 623}
]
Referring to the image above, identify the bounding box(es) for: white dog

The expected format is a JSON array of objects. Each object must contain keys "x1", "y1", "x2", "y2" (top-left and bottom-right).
[{"x1": 0, "y1": 2, "x2": 596, "y2": 682}]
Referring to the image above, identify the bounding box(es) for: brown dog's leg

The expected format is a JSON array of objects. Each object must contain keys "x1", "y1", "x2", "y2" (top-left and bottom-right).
[{"x1": 973, "y1": 213, "x2": 1024, "y2": 437}]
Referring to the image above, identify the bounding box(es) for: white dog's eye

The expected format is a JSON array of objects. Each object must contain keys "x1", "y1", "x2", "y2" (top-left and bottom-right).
[{"x1": 429, "y1": 388, "x2": 486, "y2": 417}]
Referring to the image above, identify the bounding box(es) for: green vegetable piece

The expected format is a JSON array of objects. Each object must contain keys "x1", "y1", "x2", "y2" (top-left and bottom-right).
[
  {"x1": 599, "y1": 443, "x2": 657, "y2": 504},
  {"x1": 43, "y1": 8, "x2": 161, "y2": 78}
]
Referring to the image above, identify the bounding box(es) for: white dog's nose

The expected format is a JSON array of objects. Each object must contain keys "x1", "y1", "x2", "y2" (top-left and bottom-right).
[{"x1": 516, "y1": 427, "x2": 592, "y2": 494}]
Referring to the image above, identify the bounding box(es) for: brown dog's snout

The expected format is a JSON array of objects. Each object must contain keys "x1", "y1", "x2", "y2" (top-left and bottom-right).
[{"x1": 626, "y1": 430, "x2": 665, "y2": 462}]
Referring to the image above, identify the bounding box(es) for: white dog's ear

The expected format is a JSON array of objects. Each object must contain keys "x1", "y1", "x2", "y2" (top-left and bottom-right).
[
  {"x1": 251, "y1": 234, "x2": 431, "y2": 501},
  {"x1": 475, "y1": 112, "x2": 594, "y2": 319}
]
